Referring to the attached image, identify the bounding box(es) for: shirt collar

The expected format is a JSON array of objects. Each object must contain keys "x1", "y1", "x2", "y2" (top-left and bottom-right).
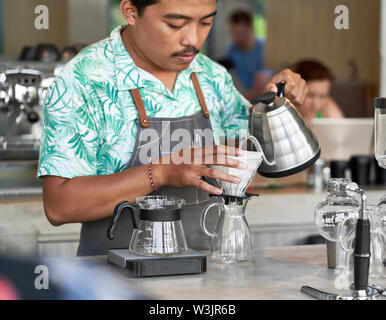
[{"x1": 110, "y1": 25, "x2": 205, "y2": 96}]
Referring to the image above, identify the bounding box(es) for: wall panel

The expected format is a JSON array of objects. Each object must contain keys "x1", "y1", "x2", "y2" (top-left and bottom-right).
[{"x1": 266, "y1": 0, "x2": 381, "y2": 94}]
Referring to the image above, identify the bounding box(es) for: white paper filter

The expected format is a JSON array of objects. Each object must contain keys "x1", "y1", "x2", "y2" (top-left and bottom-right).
[{"x1": 211, "y1": 151, "x2": 263, "y2": 197}]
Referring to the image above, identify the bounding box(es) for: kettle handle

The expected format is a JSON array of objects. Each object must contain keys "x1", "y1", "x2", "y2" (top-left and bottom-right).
[
  {"x1": 276, "y1": 81, "x2": 286, "y2": 97},
  {"x1": 241, "y1": 135, "x2": 276, "y2": 167},
  {"x1": 200, "y1": 202, "x2": 221, "y2": 239},
  {"x1": 107, "y1": 201, "x2": 139, "y2": 240}
]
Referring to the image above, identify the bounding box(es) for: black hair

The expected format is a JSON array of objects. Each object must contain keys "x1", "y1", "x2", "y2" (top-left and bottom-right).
[
  {"x1": 130, "y1": 0, "x2": 159, "y2": 16},
  {"x1": 229, "y1": 9, "x2": 253, "y2": 26},
  {"x1": 131, "y1": 0, "x2": 217, "y2": 16},
  {"x1": 292, "y1": 60, "x2": 334, "y2": 82}
]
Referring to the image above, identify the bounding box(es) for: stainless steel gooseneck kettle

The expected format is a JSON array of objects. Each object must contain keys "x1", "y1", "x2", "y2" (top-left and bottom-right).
[{"x1": 249, "y1": 81, "x2": 321, "y2": 178}]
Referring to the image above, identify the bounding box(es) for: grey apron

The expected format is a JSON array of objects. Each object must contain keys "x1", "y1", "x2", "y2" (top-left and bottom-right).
[{"x1": 77, "y1": 73, "x2": 219, "y2": 256}]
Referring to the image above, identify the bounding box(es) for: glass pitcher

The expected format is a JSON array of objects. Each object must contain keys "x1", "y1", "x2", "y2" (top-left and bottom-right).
[
  {"x1": 107, "y1": 196, "x2": 187, "y2": 256},
  {"x1": 200, "y1": 196, "x2": 252, "y2": 264}
]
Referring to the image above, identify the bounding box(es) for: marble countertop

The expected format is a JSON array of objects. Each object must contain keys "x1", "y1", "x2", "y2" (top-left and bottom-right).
[{"x1": 49, "y1": 244, "x2": 386, "y2": 300}]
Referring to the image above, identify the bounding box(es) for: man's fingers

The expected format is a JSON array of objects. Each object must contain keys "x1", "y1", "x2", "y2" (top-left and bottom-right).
[
  {"x1": 174, "y1": 145, "x2": 245, "y2": 166},
  {"x1": 265, "y1": 82, "x2": 278, "y2": 93},
  {"x1": 201, "y1": 166, "x2": 242, "y2": 184},
  {"x1": 190, "y1": 145, "x2": 245, "y2": 156},
  {"x1": 212, "y1": 155, "x2": 247, "y2": 169},
  {"x1": 212, "y1": 145, "x2": 244, "y2": 156},
  {"x1": 296, "y1": 79, "x2": 308, "y2": 106},
  {"x1": 191, "y1": 177, "x2": 223, "y2": 195},
  {"x1": 191, "y1": 151, "x2": 247, "y2": 168},
  {"x1": 264, "y1": 69, "x2": 308, "y2": 106}
]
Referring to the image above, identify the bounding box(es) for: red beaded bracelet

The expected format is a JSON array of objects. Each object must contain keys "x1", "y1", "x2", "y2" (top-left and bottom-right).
[{"x1": 148, "y1": 158, "x2": 159, "y2": 191}]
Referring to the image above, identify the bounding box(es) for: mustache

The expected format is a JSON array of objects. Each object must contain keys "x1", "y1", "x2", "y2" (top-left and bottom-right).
[{"x1": 171, "y1": 46, "x2": 200, "y2": 57}]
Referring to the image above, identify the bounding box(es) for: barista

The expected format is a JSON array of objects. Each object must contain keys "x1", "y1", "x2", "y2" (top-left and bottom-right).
[{"x1": 38, "y1": 0, "x2": 307, "y2": 256}]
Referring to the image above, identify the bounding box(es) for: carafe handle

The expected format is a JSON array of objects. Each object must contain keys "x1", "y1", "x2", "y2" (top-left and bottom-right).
[
  {"x1": 200, "y1": 202, "x2": 221, "y2": 239},
  {"x1": 107, "y1": 201, "x2": 139, "y2": 240}
]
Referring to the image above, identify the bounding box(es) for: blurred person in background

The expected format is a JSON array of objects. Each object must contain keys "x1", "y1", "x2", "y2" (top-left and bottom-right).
[
  {"x1": 223, "y1": 9, "x2": 271, "y2": 103},
  {"x1": 292, "y1": 60, "x2": 344, "y2": 124}
]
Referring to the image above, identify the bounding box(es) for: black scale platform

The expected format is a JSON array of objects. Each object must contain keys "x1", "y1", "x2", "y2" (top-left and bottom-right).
[{"x1": 108, "y1": 249, "x2": 207, "y2": 278}]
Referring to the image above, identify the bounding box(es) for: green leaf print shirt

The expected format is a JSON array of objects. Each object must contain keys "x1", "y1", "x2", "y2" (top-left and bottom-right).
[{"x1": 37, "y1": 26, "x2": 252, "y2": 179}]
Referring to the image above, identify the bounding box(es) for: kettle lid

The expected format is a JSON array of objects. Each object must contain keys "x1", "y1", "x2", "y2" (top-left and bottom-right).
[
  {"x1": 252, "y1": 81, "x2": 293, "y2": 116},
  {"x1": 252, "y1": 90, "x2": 293, "y2": 117}
]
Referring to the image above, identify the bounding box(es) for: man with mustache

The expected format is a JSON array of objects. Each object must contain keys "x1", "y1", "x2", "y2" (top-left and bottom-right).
[{"x1": 38, "y1": 0, "x2": 307, "y2": 256}]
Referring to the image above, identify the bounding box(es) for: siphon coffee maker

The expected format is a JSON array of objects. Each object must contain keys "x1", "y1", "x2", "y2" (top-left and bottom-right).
[
  {"x1": 303, "y1": 184, "x2": 386, "y2": 299},
  {"x1": 374, "y1": 97, "x2": 386, "y2": 271}
]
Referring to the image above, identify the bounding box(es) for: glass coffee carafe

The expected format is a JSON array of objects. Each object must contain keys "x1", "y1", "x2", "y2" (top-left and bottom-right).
[
  {"x1": 200, "y1": 196, "x2": 253, "y2": 264},
  {"x1": 107, "y1": 196, "x2": 187, "y2": 256}
]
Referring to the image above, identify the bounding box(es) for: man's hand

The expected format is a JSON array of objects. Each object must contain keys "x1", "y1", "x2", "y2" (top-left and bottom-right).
[
  {"x1": 153, "y1": 145, "x2": 247, "y2": 195},
  {"x1": 265, "y1": 69, "x2": 308, "y2": 106}
]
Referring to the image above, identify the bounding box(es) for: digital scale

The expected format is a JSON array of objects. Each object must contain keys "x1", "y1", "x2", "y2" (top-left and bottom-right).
[{"x1": 108, "y1": 248, "x2": 207, "y2": 278}]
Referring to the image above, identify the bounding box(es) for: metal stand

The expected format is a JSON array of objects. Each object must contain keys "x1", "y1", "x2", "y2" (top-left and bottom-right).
[
  {"x1": 209, "y1": 192, "x2": 259, "y2": 205},
  {"x1": 301, "y1": 284, "x2": 384, "y2": 300}
]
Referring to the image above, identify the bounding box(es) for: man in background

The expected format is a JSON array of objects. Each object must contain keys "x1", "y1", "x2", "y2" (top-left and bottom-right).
[
  {"x1": 293, "y1": 59, "x2": 344, "y2": 124},
  {"x1": 223, "y1": 9, "x2": 271, "y2": 103}
]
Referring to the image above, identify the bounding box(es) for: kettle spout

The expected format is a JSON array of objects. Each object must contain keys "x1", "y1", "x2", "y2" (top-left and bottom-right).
[{"x1": 240, "y1": 135, "x2": 276, "y2": 167}]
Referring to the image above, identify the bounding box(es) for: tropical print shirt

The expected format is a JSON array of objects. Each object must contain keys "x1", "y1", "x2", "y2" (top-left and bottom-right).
[{"x1": 37, "y1": 26, "x2": 251, "y2": 179}]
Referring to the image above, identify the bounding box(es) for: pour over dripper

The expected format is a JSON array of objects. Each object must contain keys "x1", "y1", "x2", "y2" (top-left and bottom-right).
[{"x1": 210, "y1": 136, "x2": 263, "y2": 197}]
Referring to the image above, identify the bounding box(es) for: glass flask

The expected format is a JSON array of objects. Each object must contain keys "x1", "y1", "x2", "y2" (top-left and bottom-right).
[
  {"x1": 374, "y1": 98, "x2": 386, "y2": 169},
  {"x1": 107, "y1": 196, "x2": 187, "y2": 256},
  {"x1": 340, "y1": 205, "x2": 386, "y2": 281},
  {"x1": 315, "y1": 178, "x2": 360, "y2": 242},
  {"x1": 371, "y1": 203, "x2": 386, "y2": 279},
  {"x1": 200, "y1": 196, "x2": 252, "y2": 264},
  {"x1": 314, "y1": 178, "x2": 360, "y2": 270}
]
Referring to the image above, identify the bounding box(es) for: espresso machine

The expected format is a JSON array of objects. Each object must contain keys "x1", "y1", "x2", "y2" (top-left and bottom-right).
[{"x1": 0, "y1": 68, "x2": 43, "y2": 160}]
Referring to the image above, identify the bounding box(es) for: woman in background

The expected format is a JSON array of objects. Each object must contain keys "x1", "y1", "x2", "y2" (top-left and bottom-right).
[{"x1": 293, "y1": 60, "x2": 344, "y2": 124}]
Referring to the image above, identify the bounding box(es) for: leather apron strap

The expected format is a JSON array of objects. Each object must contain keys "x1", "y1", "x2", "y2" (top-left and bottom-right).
[
  {"x1": 130, "y1": 72, "x2": 210, "y2": 128},
  {"x1": 130, "y1": 88, "x2": 150, "y2": 128},
  {"x1": 190, "y1": 72, "x2": 210, "y2": 119}
]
